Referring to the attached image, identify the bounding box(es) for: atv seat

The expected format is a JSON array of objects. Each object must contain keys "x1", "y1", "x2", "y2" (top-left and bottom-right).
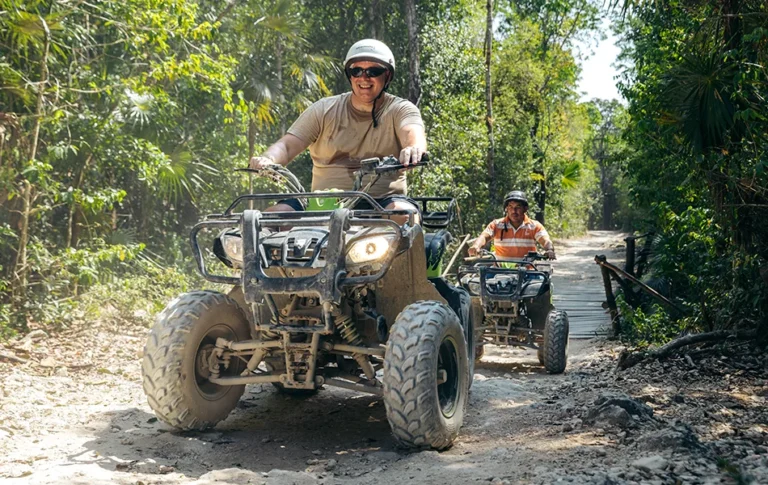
[{"x1": 424, "y1": 229, "x2": 452, "y2": 277}]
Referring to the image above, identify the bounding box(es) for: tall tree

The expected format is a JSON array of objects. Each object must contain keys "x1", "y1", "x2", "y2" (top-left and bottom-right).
[
  {"x1": 404, "y1": 0, "x2": 422, "y2": 105},
  {"x1": 484, "y1": 0, "x2": 496, "y2": 205},
  {"x1": 502, "y1": 0, "x2": 600, "y2": 224}
]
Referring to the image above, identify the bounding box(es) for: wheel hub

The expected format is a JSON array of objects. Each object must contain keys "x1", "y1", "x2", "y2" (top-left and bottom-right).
[{"x1": 437, "y1": 336, "x2": 460, "y2": 418}]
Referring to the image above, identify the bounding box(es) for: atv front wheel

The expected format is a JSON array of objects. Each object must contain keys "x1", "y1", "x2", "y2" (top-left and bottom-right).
[
  {"x1": 142, "y1": 291, "x2": 250, "y2": 430},
  {"x1": 383, "y1": 301, "x2": 469, "y2": 450},
  {"x1": 542, "y1": 310, "x2": 569, "y2": 374}
]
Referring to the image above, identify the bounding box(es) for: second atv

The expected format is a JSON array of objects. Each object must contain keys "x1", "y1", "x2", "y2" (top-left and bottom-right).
[{"x1": 458, "y1": 250, "x2": 569, "y2": 373}]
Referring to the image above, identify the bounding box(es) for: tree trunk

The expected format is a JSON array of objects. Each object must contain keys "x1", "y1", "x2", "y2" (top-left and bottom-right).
[
  {"x1": 484, "y1": 0, "x2": 496, "y2": 206},
  {"x1": 66, "y1": 153, "x2": 93, "y2": 248},
  {"x1": 404, "y1": 0, "x2": 421, "y2": 106},
  {"x1": 13, "y1": 16, "x2": 50, "y2": 297},
  {"x1": 531, "y1": 108, "x2": 546, "y2": 224},
  {"x1": 248, "y1": 116, "x2": 257, "y2": 159},
  {"x1": 276, "y1": 35, "x2": 286, "y2": 136},
  {"x1": 368, "y1": 0, "x2": 380, "y2": 39},
  {"x1": 535, "y1": 171, "x2": 546, "y2": 225}
]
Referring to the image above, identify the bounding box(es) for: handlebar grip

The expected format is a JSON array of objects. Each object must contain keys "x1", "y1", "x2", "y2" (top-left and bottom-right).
[{"x1": 374, "y1": 152, "x2": 433, "y2": 175}]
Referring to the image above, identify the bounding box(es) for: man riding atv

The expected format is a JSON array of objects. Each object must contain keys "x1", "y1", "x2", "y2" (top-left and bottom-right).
[
  {"x1": 469, "y1": 190, "x2": 556, "y2": 260},
  {"x1": 141, "y1": 39, "x2": 474, "y2": 451},
  {"x1": 249, "y1": 39, "x2": 424, "y2": 225},
  {"x1": 461, "y1": 190, "x2": 568, "y2": 373}
]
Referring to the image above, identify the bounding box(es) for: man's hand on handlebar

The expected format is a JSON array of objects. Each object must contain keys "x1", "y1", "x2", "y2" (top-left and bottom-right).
[
  {"x1": 398, "y1": 145, "x2": 425, "y2": 166},
  {"x1": 249, "y1": 155, "x2": 278, "y2": 170},
  {"x1": 468, "y1": 247, "x2": 491, "y2": 257},
  {"x1": 545, "y1": 249, "x2": 557, "y2": 260}
]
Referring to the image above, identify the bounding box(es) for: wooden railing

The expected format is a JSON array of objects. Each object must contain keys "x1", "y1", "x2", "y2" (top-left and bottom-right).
[{"x1": 595, "y1": 232, "x2": 685, "y2": 337}]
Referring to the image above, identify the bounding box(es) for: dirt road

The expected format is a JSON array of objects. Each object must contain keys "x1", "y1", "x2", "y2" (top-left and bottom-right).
[{"x1": 2, "y1": 231, "x2": 766, "y2": 484}]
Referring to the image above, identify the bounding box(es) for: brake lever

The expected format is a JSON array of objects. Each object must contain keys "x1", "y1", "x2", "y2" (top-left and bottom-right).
[
  {"x1": 236, "y1": 166, "x2": 281, "y2": 174},
  {"x1": 372, "y1": 153, "x2": 432, "y2": 174}
]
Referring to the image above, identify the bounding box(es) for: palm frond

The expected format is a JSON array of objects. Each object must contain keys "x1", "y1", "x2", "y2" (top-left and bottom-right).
[
  {"x1": 561, "y1": 161, "x2": 582, "y2": 189},
  {"x1": 124, "y1": 89, "x2": 154, "y2": 126},
  {"x1": 254, "y1": 99, "x2": 275, "y2": 128},
  {"x1": 661, "y1": 49, "x2": 736, "y2": 153},
  {"x1": 0, "y1": 61, "x2": 34, "y2": 105}
]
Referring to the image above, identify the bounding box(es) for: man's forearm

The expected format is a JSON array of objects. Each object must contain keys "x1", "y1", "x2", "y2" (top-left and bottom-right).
[
  {"x1": 259, "y1": 134, "x2": 309, "y2": 166},
  {"x1": 260, "y1": 142, "x2": 290, "y2": 166}
]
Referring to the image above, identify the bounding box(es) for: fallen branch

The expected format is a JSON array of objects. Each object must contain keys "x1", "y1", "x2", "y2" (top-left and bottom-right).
[
  {"x1": 0, "y1": 350, "x2": 29, "y2": 364},
  {"x1": 617, "y1": 329, "x2": 758, "y2": 370}
]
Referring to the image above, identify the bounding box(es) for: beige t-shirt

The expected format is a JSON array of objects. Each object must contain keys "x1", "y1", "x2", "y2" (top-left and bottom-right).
[{"x1": 287, "y1": 92, "x2": 423, "y2": 198}]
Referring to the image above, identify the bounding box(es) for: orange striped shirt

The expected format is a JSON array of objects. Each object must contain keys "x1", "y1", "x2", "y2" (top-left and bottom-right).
[{"x1": 481, "y1": 215, "x2": 551, "y2": 258}]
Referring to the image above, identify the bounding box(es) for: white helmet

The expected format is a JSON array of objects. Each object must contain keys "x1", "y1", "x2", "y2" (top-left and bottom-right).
[{"x1": 344, "y1": 39, "x2": 395, "y2": 75}]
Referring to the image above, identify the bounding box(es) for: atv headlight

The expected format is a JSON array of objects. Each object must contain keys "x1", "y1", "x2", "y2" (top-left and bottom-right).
[
  {"x1": 220, "y1": 234, "x2": 243, "y2": 266},
  {"x1": 345, "y1": 234, "x2": 396, "y2": 267},
  {"x1": 461, "y1": 275, "x2": 482, "y2": 295}
]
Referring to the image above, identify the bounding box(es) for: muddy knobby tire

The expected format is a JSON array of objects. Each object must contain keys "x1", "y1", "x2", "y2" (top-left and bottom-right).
[
  {"x1": 383, "y1": 301, "x2": 469, "y2": 450},
  {"x1": 542, "y1": 310, "x2": 569, "y2": 374},
  {"x1": 142, "y1": 291, "x2": 250, "y2": 430}
]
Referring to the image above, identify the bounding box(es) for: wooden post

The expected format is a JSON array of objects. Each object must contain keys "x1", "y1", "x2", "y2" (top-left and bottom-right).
[
  {"x1": 625, "y1": 237, "x2": 635, "y2": 276},
  {"x1": 636, "y1": 233, "x2": 654, "y2": 279},
  {"x1": 597, "y1": 256, "x2": 619, "y2": 337}
]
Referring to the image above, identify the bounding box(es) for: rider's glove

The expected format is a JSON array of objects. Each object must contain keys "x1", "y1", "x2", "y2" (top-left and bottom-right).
[{"x1": 546, "y1": 249, "x2": 556, "y2": 260}]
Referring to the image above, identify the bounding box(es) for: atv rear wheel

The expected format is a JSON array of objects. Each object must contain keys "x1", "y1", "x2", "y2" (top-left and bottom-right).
[
  {"x1": 542, "y1": 310, "x2": 569, "y2": 374},
  {"x1": 142, "y1": 291, "x2": 250, "y2": 430},
  {"x1": 383, "y1": 301, "x2": 469, "y2": 450}
]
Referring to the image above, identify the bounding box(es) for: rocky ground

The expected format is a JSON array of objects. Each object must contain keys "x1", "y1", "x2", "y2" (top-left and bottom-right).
[{"x1": 1, "y1": 231, "x2": 766, "y2": 484}]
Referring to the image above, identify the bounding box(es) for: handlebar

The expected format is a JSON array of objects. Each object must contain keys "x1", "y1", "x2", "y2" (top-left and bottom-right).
[
  {"x1": 239, "y1": 154, "x2": 435, "y2": 208},
  {"x1": 354, "y1": 153, "x2": 432, "y2": 191},
  {"x1": 464, "y1": 250, "x2": 550, "y2": 264}
]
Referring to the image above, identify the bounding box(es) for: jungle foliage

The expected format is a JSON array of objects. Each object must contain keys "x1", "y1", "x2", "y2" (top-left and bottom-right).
[
  {"x1": 3, "y1": 0, "x2": 765, "y2": 340},
  {"x1": 615, "y1": 0, "x2": 768, "y2": 340},
  {"x1": 1, "y1": 0, "x2": 609, "y2": 334}
]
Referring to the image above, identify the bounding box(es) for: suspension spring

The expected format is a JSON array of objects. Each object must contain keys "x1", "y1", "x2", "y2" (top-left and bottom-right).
[
  {"x1": 335, "y1": 313, "x2": 362, "y2": 346},
  {"x1": 334, "y1": 312, "x2": 375, "y2": 380}
]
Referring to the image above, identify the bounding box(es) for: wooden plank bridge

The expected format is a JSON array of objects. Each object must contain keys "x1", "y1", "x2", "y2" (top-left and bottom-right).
[
  {"x1": 551, "y1": 285, "x2": 612, "y2": 338},
  {"x1": 547, "y1": 232, "x2": 628, "y2": 339}
]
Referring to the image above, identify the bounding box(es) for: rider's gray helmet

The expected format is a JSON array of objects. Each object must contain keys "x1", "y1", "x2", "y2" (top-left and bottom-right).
[
  {"x1": 344, "y1": 39, "x2": 395, "y2": 72},
  {"x1": 344, "y1": 39, "x2": 395, "y2": 86},
  {"x1": 503, "y1": 190, "x2": 529, "y2": 208}
]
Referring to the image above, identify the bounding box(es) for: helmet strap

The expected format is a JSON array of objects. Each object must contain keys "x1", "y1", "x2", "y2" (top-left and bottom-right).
[{"x1": 371, "y1": 90, "x2": 385, "y2": 128}]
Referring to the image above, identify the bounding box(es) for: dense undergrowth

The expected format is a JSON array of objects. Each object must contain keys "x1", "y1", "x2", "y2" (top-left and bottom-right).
[{"x1": 618, "y1": 206, "x2": 768, "y2": 347}]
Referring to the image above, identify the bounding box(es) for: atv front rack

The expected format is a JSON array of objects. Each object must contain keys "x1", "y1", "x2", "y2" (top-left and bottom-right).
[
  {"x1": 458, "y1": 259, "x2": 550, "y2": 302},
  {"x1": 191, "y1": 201, "x2": 421, "y2": 334}
]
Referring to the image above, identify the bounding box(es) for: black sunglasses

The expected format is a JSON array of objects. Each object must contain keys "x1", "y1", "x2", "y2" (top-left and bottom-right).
[{"x1": 347, "y1": 66, "x2": 388, "y2": 78}]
